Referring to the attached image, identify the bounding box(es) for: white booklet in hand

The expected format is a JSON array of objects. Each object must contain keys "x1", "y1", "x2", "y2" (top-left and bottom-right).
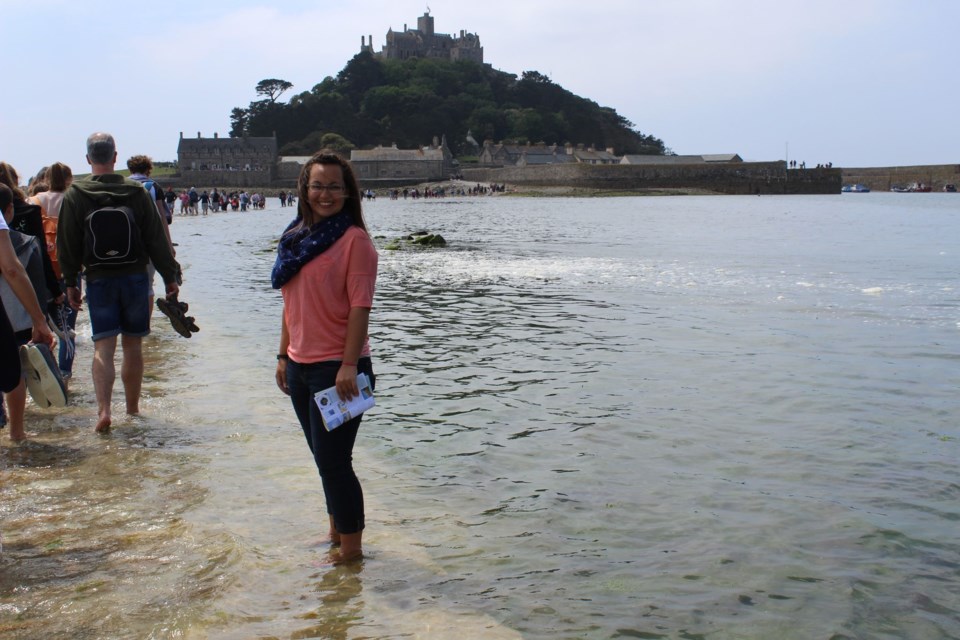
[{"x1": 313, "y1": 373, "x2": 375, "y2": 431}]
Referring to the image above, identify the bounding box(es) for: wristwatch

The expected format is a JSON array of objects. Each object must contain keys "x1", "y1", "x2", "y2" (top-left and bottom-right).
[{"x1": 277, "y1": 353, "x2": 289, "y2": 361}]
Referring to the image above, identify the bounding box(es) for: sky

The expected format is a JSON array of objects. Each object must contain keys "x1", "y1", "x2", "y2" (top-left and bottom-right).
[{"x1": 3, "y1": 0, "x2": 958, "y2": 180}]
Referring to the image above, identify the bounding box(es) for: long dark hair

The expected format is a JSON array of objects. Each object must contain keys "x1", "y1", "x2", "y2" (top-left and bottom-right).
[
  {"x1": 46, "y1": 162, "x2": 73, "y2": 193},
  {"x1": 295, "y1": 150, "x2": 366, "y2": 231},
  {"x1": 0, "y1": 162, "x2": 25, "y2": 201}
]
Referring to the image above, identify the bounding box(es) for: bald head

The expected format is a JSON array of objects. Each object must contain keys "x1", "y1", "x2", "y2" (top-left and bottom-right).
[{"x1": 86, "y1": 132, "x2": 117, "y2": 172}]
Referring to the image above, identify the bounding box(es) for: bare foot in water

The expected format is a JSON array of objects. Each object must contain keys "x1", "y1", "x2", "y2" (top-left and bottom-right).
[
  {"x1": 313, "y1": 548, "x2": 363, "y2": 567},
  {"x1": 335, "y1": 532, "x2": 362, "y2": 564},
  {"x1": 308, "y1": 532, "x2": 341, "y2": 548},
  {"x1": 95, "y1": 415, "x2": 112, "y2": 434},
  {"x1": 332, "y1": 548, "x2": 363, "y2": 564}
]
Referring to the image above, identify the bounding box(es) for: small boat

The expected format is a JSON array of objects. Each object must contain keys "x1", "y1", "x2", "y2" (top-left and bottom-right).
[
  {"x1": 890, "y1": 185, "x2": 911, "y2": 193},
  {"x1": 944, "y1": 184, "x2": 957, "y2": 193},
  {"x1": 842, "y1": 183, "x2": 870, "y2": 193},
  {"x1": 908, "y1": 182, "x2": 932, "y2": 193}
]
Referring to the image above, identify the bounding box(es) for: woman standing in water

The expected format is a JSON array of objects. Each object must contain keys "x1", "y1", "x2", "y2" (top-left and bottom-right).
[
  {"x1": 29, "y1": 162, "x2": 77, "y2": 380},
  {"x1": 272, "y1": 151, "x2": 378, "y2": 563}
]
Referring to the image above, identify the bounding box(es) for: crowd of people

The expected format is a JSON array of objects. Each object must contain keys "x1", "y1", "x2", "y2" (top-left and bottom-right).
[
  {"x1": 171, "y1": 187, "x2": 285, "y2": 215},
  {"x1": 386, "y1": 182, "x2": 506, "y2": 199},
  {"x1": 1, "y1": 134, "x2": 181, "y2": 440},
  {"x1": 3, "y1": 138, "x2": 379, "y2": 564}
]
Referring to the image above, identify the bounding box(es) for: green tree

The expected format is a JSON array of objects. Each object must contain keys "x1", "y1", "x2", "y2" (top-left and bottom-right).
[
  {"x1": 229, "y1": 107, "x2": 248, "y2": 137},
  {"x1": 231, "y1": 55, "x2": 666, "y2": 155},
  {"x1": 255, "y1": 78, "x2": 293, "y2": 103},
  {"x1": 279, "y1": 131, "x2": 355, "y2": 155}
]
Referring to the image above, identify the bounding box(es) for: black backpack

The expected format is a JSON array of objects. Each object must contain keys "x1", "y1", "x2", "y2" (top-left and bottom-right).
[{"x1": 83, "y1": 205, "x2": 145, "y2": 268}]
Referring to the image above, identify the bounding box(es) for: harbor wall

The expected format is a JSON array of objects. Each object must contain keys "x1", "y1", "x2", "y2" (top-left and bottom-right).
[
  {"x1": 841, "y1": 164, "x2": 960, "y2": 192},
  {"x1": 461, "y1": 162, "x2": 841, "y2": 195}
]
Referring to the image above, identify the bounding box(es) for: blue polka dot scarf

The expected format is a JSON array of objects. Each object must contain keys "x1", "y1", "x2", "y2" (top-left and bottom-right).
[{"x1": 271, "y1": 211, "x2": 353, "y2": 289}]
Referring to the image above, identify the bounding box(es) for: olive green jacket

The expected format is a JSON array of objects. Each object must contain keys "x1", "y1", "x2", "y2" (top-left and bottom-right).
[{"x1": 57, "y1": 174, "x2": 180, "y2": 286}]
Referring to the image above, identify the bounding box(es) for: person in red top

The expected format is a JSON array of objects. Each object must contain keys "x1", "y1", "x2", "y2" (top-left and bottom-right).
[{"x1": 273, "y1": 151, "x2": 378, "y2": 564}]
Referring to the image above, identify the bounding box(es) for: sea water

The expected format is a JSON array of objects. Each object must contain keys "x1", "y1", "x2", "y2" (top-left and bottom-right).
[{"x1": 1, "y1": 193, "x2": 958, "y2": 639}]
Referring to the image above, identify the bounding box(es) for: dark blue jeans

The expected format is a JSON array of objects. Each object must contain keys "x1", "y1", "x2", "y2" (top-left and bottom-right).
[
  {"x1": 54, "y1": 288, "x2": 78, "y2": 376},
  {"x1": 286, "y1": 357, "x2": 374, "y2": 535}
]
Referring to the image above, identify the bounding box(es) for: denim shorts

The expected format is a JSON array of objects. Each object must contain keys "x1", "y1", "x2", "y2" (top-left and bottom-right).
[{"x1": 86, "y1": 272, "x2": 151, "y2": 341}]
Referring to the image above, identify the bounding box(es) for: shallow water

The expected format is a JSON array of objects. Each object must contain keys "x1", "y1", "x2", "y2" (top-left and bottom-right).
[{"x1": 2, "y1": 193, "x2": 958, "y2": 639}]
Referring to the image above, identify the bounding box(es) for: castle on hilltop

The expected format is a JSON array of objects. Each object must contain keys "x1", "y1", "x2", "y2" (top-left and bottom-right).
[{"x1": 360, "y1": 11, "x2": 483, "y2": 63}]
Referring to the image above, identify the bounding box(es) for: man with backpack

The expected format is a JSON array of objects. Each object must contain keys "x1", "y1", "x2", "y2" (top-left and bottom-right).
[{"x1": 57, "y1": 132, "x2": 182, "y2": 434}]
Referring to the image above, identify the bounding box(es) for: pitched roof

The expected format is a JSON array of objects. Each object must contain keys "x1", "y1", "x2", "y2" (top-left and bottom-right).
[
  {"x1": 620, "y1": 154, "x2": 742, "y2": 165},
  {"x1": 701, "y1": 154, "x2": 743, "y2": 162},
  {"x1": 351, "y1": 146, "x2": 445, "y2": 162},
  {"x1": 573, "y1": 149, "x2": 619, "y2": 162}
]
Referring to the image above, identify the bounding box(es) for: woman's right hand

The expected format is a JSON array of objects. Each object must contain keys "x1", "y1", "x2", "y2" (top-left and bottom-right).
[{"x1": 275, "y1": 360, "x2": 290, "y2": 395}]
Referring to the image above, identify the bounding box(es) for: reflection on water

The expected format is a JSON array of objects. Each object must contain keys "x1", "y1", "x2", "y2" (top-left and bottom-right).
[{"x1": 2, "y1": 195, "x2": 959, "y2": 639}]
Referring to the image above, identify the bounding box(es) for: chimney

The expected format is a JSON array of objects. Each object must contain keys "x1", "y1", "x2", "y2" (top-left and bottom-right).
[
  {"x1": 180, "y1": 131, "x2": 184, "y2": 139},
  {"x1": 197, "y1": 131, "x2": 201, "y2": 138},
  {"x1": 361, "y1": 35, "x2": 365, "y2": 47},
  {"x1": 214, "y1": 132, "x2": 219, "y2": 139}
]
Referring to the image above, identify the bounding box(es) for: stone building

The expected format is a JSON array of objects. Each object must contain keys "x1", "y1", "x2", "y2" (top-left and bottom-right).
[
  {"x1": 177, "y1": 132, "x2": 277, "y2": 187},
  {"x1": 569, "y1": 146, "x2": 620, "y2": 165},
  {"x1": 480, "y1": 142, "x2": 569, "y2": 167},
  {"x1": 359, "y1": 11, "x2": 483, "y2": 63},
  {"x1": 350, "y1": 136, "x2": 455, "y2": 182}
]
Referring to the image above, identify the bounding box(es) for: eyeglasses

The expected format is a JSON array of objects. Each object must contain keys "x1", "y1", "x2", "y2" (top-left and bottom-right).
[{"x1": 307, "y1": 183, "x2": 345, "y2": 194}]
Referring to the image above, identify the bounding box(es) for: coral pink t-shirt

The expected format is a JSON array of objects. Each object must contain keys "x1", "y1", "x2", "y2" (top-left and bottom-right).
[{"x1": 282, "y1": 225, "x2": 378, "y2": 363}]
